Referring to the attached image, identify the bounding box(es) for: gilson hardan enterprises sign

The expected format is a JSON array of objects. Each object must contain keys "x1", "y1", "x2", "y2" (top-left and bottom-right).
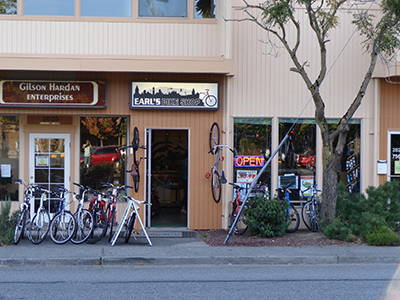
[
  {"x1": 131, "y1": 82, "x2": 219, "y2": 110},
  {"x1": 0, "y1": 80, "x2": 106, "y2": 108}
]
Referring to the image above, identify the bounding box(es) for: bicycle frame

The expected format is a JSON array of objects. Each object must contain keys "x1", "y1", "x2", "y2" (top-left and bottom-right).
[{"x1": 110, "y1": 196, "x2": 152, "y2": 246}]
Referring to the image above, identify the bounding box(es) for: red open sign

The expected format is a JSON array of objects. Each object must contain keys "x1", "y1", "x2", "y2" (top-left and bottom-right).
[{"x1": 234, "y1": 155, "x2": 265, "y2": 168}]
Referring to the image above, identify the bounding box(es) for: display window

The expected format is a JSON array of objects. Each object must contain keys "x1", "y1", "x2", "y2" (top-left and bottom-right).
[
  {"x1": 329, "y1": 120, "x2": 361, "y2": 193},
  {"x1": 0, "y1": 116, "x2": 19, "y2": 201},
  {"x1": 278, "y1": 119, "x2": 316, "y2": 200},
  {"x1": 233, "y1": 118, "x2": 272, "y2": 197},
  {"x1": 80, "y1": 117, "x2": 128, "y2": 190}
]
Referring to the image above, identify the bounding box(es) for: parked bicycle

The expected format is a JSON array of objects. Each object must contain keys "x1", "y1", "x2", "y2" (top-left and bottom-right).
[
  {"x1": 87, "y1": 187, "x2": 109, "y2": 243},
  {"x1": 61, "y1": 183, "x2": 95, "y2": 244},
  {"x1": 49, "y1": 188, "x2": 76, "y2": 244},
  {"x1": 110, "y1": 194, "x2": 152, "y2": 246},
  {"x1": 14, "y1": 179, "x2": 34, "y2": 244},
  {"x1": 208, "y1": 122, "x2": 236, "y2": 203},
  {"x1": 28, "y1": 185, "x2": 51, "y2": 244},
  {"x1": 276, "y1": 185, "x2": 300, "y2": 233},
  {"x1": 301, "y1": 184, "x2": 321, "y2": 232},
  {"x1": 228, "y1": 182, "x2": 268, "y2": 235},
  {"x1": 101, "y1": 182, "x2": 131, "y2": 242}
]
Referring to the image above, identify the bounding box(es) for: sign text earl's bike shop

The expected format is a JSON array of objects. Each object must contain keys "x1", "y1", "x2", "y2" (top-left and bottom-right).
[
  {"x1": 0, "y1": 80, "x2": 106, "y2": 108},
  {"x1": 131, "y1": 82, "x2": 219, "y2": 110}
]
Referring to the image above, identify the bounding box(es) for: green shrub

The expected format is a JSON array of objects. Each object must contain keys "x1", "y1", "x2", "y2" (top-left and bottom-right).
[
  {"x1": 0, "y1": 202, "x2": 17, "y2": 246},
  {"x1": 322, "y1": 219, "x2": 353, "y2": 242},
  {"x1": 244, "y1": 196, "x2": 288, "y2": 237},
  {"x1": 365, "y1": 225, "x2": 400, "y2": 246},
  {"x1": 327, "y1": 181, "x2": 400, "y2": 244}
]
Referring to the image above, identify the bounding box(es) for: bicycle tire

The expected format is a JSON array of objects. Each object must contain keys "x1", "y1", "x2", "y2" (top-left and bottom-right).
[
  {"x1": 132, "y1": 162, "x2": 140, "y2": 193},
  {"x1": 209, "y1": 122, "x2": 220, "y2": 155},
  {"x1": 49, "y1": 211, "x2": 76, "y2": 245},
  {"x1": 88, "y1": 208, "x2": 108, "y2": 244},
  {"x1": 211, "y1": 169, "x2": 222, "y2": 203},
  {"x1": 301, "y1": 201, "x2": 313, "y2": 231},
  {"x1": 28, "y1": 209, "x2": 50, "y2": 244},
  {"x1": 205, "y1": 95, "x2": 217, "y2": 107},
  {"x1": 71, "y1": 209, "x2": 94, "y2": 244},
  {"x1": 124, "y1": 213, "x2": 136, "y2": 244},
  {"x1": 230, "y1": 207, "x2": 247, "y2": 235},
  {"x1": 14, "y1": 209, "x2": 27, "y2": 245},
  {"x1": 108, "y1": 208, "x2": 116, "y2": 243},
  {"x1": 132, "y1": 127, "x2": 139, "y2": 151},
  {"x1": 286, "y1": 204, "x2": 300, "y2": 233}
]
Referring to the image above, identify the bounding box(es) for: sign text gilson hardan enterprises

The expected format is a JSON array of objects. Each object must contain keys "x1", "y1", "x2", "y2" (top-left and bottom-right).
[{"x1": 0, "y1": 80, "x2": 106, "y2": 108}]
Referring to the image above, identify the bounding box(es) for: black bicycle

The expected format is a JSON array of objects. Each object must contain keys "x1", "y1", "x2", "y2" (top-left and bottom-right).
[{"x1": 301, "y1": 185, "x2": 321, "y2": 232}]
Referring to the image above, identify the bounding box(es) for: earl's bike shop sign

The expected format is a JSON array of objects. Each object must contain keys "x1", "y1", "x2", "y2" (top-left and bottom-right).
[
  {"x1": 131, "y1": 82, "x2": 219, "y2": 110},
  {"x1": 0, "y1": 80, "x2": 106, "y2": 108}
]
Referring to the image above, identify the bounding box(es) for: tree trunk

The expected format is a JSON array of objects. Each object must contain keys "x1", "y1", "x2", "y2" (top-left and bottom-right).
[{"x1": 320, "y1": 145, "x2": 341, "y2": 224}]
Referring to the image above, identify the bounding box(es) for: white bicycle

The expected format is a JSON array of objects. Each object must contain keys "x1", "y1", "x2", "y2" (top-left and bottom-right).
[{"x1": 110, "y1": 195, "x2": 152, "y2": 246}]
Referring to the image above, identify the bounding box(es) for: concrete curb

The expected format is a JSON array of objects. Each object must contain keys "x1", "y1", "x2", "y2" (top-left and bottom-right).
[{"x1": 2, "y1": 255, "x2": 400, "y2": 266}]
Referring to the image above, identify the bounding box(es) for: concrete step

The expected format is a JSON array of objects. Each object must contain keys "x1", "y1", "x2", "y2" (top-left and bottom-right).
[{"x1": 137, "y1": 227, "x2": 197, "y2": 238}]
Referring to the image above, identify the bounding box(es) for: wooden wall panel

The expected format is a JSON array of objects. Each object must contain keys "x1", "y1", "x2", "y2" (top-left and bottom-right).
[
  {"x1": 0, "y1": 70, "x2": 224, "y2": 229},
  {"x1": 379, "y1": 78, "x2": 400, "y2": 185}
]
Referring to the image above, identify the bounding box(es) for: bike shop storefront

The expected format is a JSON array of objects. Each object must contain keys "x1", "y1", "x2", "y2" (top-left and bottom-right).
[{"x1": 130, "y1": 80, "x2": 224, "y2": 229}]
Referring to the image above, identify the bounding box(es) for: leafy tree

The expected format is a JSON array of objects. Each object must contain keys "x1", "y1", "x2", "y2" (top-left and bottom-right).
[
  {"x1": 231, "y1": 0, "x2": 400, "y2": 223},
  {"x1": 0, "y1": 0, "x2": 16, "y2": 14},
  {"x1": 81, "y1": 117, "x2": 126, "y2": 146}
]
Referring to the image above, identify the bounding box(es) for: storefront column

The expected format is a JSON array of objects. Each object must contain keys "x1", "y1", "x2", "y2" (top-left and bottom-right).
[
  {"x1": 373, "y1": 79, "x2": 381, "y2": 187},
  {"x1": 271, "y1": 117, "x2": 279, "y2": 195}
]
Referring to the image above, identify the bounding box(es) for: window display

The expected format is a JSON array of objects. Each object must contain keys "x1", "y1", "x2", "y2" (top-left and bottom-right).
[
  {"x1": 0, "y1": 116, "x2": 19, "y2": 201},
  {"x1": 234, "y1": 118, "x2": 272, "y2": 197},
  {"x1": 278, "y1": 119, "x2": 316, "y2": 200},
  {"x1": 80, "y1": 117, "x2": 128, "y2": 190},
  {"x1": 329, "y1": 121, "x2": 361, "y2": 193}
]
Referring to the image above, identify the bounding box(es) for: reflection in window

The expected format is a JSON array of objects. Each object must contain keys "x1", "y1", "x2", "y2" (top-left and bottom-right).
[
  {"x1": 0, "y1": 0, "x2": 16, "y2": 15},
  {"x1": 329, "y1": 120, "x2": 361, "y2": 193},
  {"x1": 279, "y1": 119, "x2": 316, "y2": 201},
  {"x1": 81, "y1": 0, "x2": 131, "y2": 17},
  {"x1": 234, "y1": 118, "x2": 272, "y2": 197},
  {"x1": 194, "y1": 0, "x2": 215, "y2": 18},
  {"x1": 80, "y1": 117, "x2": 128, "y2": 190},
  {"x1": 139, "y1": 0, "x2": 187, "y2": 17},
  {"x1": 0, "y1": 116, "x2": 19, "y2": 201},
  {"x1": 24, "y1": 0, "x2": 74, "y2": 16}
]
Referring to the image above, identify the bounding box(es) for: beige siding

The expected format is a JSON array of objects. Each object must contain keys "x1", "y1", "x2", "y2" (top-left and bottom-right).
[
  {"x1": 228, "y1": 7, "x2": 375, "y2": 118},
  {"x1": 0, "y1": 20, "x2": 222, "y2": 57}
]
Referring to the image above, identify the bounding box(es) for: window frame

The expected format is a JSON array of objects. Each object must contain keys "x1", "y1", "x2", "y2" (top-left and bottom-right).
[{"x1": 4, "y1": 0, "x2": 217, "y2": 22}]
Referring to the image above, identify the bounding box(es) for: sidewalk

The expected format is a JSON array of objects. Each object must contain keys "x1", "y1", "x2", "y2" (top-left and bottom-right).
[{"x1": 1, "y1": 235, "x2": 400, "y2": 266}]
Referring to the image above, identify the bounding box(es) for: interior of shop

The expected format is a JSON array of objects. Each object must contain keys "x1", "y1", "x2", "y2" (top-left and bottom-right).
[{"x1": 150, "y1": 129, "x2": 188, "y2": 227}]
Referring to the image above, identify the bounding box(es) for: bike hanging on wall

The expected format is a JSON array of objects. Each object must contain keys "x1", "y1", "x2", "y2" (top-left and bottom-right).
[{"x1": 207, "y1": 122, "x2": 236, "y2": 203}]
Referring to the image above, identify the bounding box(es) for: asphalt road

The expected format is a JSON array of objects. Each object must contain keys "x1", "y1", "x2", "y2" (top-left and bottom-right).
[{"x1": 1, "y1": 263, "x2": 400, "y2": 300}]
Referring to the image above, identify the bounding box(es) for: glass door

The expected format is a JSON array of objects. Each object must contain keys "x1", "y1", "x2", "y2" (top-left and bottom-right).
[{"x1": 29, "y1": 134, "x2": 70, "y2": 217}]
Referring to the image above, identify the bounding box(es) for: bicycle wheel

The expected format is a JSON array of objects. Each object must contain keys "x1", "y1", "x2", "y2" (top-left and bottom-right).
[
  {"x1": 205, "y1": 95, "x2": 217, "y2": 107},
  {"x1": 301, "y1": 201, "x2": 313, "y2": 231},
  {"x1": 28, "y1": 209, "x2": 50, "y2": 244},
  {"x1": 230, "y1": 206, "x2": 247, "y2": 235},
  {"x1": 107, "y1": 208, "x2": 116, "y2": 243},
  {"x1": 286, "y1": 204, "x2": 300, "y2": 233},
  {"x1": 71, "y1": 209, "x2": 94, "y2": 244},
  {"x1": 209, "y1": 122, "x2": 220, "y2": 155},
  {"x1": 132, "y1": 127, "x2": 139, "y2": 151},
  {"x1": 124, "y1": 213, "x2": 136, "y2": 244},
  {"x1": 49, "y1": 211, "x2": 76, "y2": 245},
  {"x1": 211, "y1": 169, "x2": 222, "y2": 203},
  {"x1": 14, "y1": 209, "x2": 28, "y2": 245},
  {"x1": 132, "y1": 162, "x2": 140, "y2": 193},
  {"x1": 88, "y1": 208, "x2": 108, "y2": 244}
]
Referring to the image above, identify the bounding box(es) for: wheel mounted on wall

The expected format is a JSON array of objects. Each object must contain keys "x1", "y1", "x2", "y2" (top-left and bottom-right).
[{"x1": 209, "y1": 122, "x2": 220, "y2": 155}]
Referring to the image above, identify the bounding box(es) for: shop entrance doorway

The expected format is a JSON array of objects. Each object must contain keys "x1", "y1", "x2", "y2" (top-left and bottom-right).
[
  {"x1": 146, "y1": 129, "x2": 188, "y2": 227},
  {"x1": 29, "y1": 133, "x2": 70, "y2": 217}
]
